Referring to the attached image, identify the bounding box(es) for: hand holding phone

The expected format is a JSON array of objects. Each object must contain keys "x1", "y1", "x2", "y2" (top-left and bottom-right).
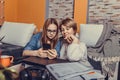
[{"x1": 47, "y1": 49, "x2": 57, "y2": 59}]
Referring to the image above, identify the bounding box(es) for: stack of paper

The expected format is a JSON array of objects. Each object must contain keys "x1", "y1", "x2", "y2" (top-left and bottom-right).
[{"x1": 46, "y1": 62, "x2": 104, "y2": 80}]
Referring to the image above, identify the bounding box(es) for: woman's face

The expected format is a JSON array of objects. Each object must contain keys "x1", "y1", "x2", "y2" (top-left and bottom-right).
[
  {"x1": 61, "y1": 25, "x2": 75, "y2": 38},
  {"x1": 47, "y1": 24, "x2": 57, "y2": 39}
]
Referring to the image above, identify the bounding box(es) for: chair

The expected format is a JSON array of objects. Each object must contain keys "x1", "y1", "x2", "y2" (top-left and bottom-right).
[
  {"x1": 79, "y1": 21, "x2": 120, "y2": 80},
  {"x1": 0, "y1": 21, "x2": 36, "y2": 59}
]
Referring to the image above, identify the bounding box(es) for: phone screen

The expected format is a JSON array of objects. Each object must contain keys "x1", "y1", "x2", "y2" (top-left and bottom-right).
[{"x1": 43, "y1": 43, "x2": 51, "y2": 50}]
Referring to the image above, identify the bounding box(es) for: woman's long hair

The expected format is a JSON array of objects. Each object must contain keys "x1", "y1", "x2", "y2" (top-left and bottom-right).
[{"x1": 41, "y1": 18, "x2": 59, "y2": 49}]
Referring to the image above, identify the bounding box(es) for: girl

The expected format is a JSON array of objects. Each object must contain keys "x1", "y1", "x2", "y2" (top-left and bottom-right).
[
  {"x1": 23, "y1": 18, "x2": 60, "y2": 59},
  {"x1": 59, "y1": 18, "x2": 87, "y2": 61}
]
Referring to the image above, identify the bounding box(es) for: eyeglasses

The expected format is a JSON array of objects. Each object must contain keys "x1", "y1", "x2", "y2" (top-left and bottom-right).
[{"x1": 47, "y1": 29, "x2": 57, "y2": 33}]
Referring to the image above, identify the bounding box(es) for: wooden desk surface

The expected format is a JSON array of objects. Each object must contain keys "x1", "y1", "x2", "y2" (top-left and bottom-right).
[{"x1": 22, "y1": 56, "x2": 69, "y2": 67}]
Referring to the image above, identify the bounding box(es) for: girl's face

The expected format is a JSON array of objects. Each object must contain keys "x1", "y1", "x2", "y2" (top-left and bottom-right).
[
  {"x1": 47, "y1": 24, "x2": 57, "y2": 39},
  {"x1": 61, "y1": 25, "x2": 75, "y2": 38}
]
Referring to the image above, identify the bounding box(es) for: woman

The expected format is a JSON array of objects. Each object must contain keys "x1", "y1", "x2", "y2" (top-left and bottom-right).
[
  {"x1": 59, "y1": 18, "x2": 87, "y2": 61},
  {"x1": 23, "y1": 18, "x2": 60, "y2": 59}
]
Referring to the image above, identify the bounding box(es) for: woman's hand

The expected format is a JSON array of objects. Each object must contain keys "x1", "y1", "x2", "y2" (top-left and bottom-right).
[
  {"x1": 34, "y1": 48, "x2": 57, "y2": 59},
  {"x1": 43, "y1": 49, "x2": 57, "y2": 59},
  {"x1": 64, "y1": 34, "x2": 79, "y2": 44},
  {"x1": 37, "y1": 48, "x2": 57, "y2": 59},
  {"x1": 37, "y1": 48, "x2": 47, "y2": 58}
]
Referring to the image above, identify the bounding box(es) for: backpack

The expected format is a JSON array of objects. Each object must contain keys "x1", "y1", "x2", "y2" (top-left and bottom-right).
[{"x1": 19, "y1": 66, "x2": 50, "y2": 80}]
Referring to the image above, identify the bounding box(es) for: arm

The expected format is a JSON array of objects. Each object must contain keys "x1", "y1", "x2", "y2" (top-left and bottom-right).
[
  {"x1": 23, "y1": 33, "x2": 41, "y2": 56},
  {"x1": 55, "y1": 39, "x2": 62, "y2": 57},
  {"x1": 24, "y1": 33, "x2": 40, "y2": 50},
  {"x1": 63, "y1": 34, "x2": 87, "y2": 61},
  {"x1": 67, "y1": 42, "x2": 87, "y2": 61},
  {"x1": 23, "y1": 49, "x2": 48, "y2": 58},
  {"x1": 44, "y1": 39, "x2": 62, "y2": 59},
  {"x1": 23, "y1": 50, "x2": 39, "y2": 56}
]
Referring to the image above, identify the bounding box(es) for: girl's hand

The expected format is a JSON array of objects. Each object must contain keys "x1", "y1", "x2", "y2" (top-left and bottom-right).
[
  {"x1": 45, "y1": 49, "x2": 57, "y2": 59},
  {"x1": 64, "y1": 34, "x2": 79, "y2": 44},
  {"x1": 37, "y1": 48, "x2": 47, "y2": 58}
]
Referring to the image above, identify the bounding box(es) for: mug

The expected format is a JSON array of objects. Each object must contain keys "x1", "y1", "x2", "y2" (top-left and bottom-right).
[{"x1": 0, "y1": 55, "x2": 14, "y2": 67}]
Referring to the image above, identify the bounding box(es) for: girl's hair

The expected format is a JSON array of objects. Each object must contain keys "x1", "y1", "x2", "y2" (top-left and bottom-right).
[
  {"x1": 59, "y1": 18, "x2": 77, "y2": 35},
  {"x1": 41, "y1": 18, "x2": 59, "y2": 49}
]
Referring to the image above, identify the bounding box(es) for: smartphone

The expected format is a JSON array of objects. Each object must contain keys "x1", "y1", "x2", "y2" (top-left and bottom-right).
[{"x1": 43, "y1": 43, "x2": 51, "y2": 50}]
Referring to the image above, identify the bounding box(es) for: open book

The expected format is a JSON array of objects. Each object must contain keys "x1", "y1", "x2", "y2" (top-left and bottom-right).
[{"x1": 46, "y1": 62, "x2": 104, "y2": 80}]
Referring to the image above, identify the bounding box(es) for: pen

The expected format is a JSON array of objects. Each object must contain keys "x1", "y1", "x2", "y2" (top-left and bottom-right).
[
  {"x1": 88, "y1": 71, "x2": 95, "y2": 74},
  {"x1": 80, "y1": 75, "x2": 85, "y2": 80},
  {"x1": 90, "y1": 79, "x2": 97, "y2": 80},
  {"x1": 0, "y1": 36, "x2": 5, "y2": 41}
]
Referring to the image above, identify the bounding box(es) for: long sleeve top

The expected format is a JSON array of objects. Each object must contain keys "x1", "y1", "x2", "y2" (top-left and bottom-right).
[
  {"x1": 24, "y1": 32, "x2": 61, "y2": 56},
  {"x1": 60, "y1": 42, "x2": 87, "y2": 61}
]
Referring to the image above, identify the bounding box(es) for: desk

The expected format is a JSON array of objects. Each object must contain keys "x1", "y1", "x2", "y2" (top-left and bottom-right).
[
  {"x1": 22, "y1": 57, "x2": 105, "y2": 80},
  {"x1": 22, "y1": 56, "x2": 69, "y2": 67},
  {"x1": 21, "y1": 57, "x2": 69, "y2": 80},
  {"x1": 6, "y1": 57, "x2": 69, "y2": 80}
]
